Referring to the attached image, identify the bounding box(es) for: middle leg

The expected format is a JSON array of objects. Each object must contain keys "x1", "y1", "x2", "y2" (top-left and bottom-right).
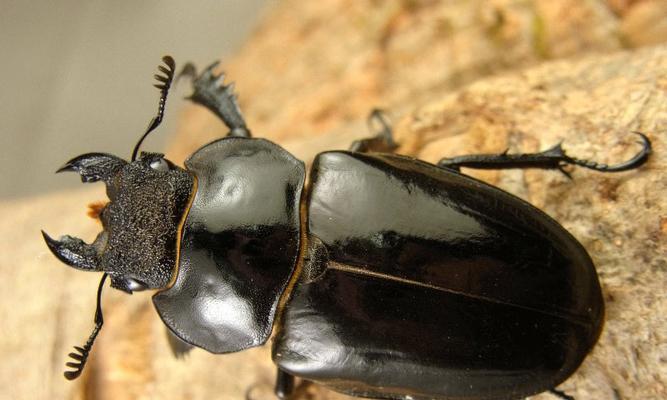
[
  {"x1": 274, "y1": 368, "x2": 295, "y2": 399},
  {"x1": 349, "y1": 109, "x2": 399, "y2": 154}
]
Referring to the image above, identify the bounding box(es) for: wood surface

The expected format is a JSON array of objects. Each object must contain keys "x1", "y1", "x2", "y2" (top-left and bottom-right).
[{"x1": 2, "y1": 1, "x2": 666, "y2": 399}]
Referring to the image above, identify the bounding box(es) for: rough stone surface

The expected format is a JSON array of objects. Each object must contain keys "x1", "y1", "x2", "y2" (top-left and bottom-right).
[
  {"x1": 167, "y1": 0, "x2": 667, "y2": 162},
  {"x1": 2, "y1": 1, "x2": 666, "y2": 400},
  {"x1": 4, "y1": 45, "x2": 665, "y2": 400}
]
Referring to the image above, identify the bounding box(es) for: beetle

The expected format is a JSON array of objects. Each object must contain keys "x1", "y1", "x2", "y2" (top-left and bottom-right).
[{"x1": 42, "y1": 56, "x2": 652, "y2": 400}]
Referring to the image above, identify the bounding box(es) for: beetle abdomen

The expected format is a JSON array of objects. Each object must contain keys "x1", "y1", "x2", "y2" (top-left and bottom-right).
[{"x1": 273, "y1": 151, "x2": 603, "y2": 399}]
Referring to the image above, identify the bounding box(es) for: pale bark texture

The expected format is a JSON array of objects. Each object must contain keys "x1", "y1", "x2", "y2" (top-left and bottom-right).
[{"x1": 2, "y1": 1, "x2": 666, "y2": 400}]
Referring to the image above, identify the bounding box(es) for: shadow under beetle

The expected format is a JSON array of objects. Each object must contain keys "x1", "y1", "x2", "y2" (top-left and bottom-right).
[{"x1": 42, "y1": 56, "x2": 652, "y2": 400}]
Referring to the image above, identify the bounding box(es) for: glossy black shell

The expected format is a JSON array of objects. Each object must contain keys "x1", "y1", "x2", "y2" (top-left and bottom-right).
[
  {"x1": 155, "y1": 139, "x2": 603, "y2": 399},
  {"x1": 273, "y1": 151, "x2": 603, "y2": 400},
  {"x1": 153, "y1": 138, "x2": 305, "y2": 353}
]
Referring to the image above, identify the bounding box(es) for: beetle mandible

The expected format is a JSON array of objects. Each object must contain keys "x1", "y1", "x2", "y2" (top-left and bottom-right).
[{"x1": 42, "y1": 56, "x2": 652, "y2": 400}]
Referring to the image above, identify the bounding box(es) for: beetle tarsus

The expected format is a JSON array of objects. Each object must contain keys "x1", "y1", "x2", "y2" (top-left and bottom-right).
[
  {"x1": 549, "y1": 388, "x2": 575, "y2": 400},
  {"x1": 566, "y1": 131, "x2": 651, "y2": 172},
  {"x1": 349, "y1": 109, "x2": 399, "y2": 153},
  {"x1": 184, "y1": 60, "x2": 251, "y2": 138},
  {"x1": 437, "y1": 132, "x2": 651, "y2": 175}
]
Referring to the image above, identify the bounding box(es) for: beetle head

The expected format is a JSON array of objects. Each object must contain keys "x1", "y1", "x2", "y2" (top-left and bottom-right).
[
  {"x1": 40, "y1": 56, "x2": 198, "y2": 380},
  {"x1": 42, "y1": 56, "x2": 191, "y2": 294},
  {"x1": 43, "y1": 151, "x2": 193, "y2": 292}
]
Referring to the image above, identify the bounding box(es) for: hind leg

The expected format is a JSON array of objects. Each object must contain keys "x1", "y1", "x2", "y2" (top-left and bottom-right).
[
  {"x1": 437, "y1": 133, "x2": 651, "y2": 178},
  {"x1": 549, "y1": 388, "x2": 575, "y2": 400}
]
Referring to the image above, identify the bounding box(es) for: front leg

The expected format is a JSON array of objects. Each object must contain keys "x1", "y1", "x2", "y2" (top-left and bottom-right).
[{"x1": 181, "y1": 61, "x2": 251, "y2": 138}]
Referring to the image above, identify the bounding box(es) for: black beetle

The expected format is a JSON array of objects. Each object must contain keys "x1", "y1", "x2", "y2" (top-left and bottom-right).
[{"x1": 42, "y1": 56, "x2": 652, "y2": 400}]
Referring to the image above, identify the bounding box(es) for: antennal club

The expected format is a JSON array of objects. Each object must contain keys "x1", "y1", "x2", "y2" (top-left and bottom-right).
[
  {"x1": 131, "y1": 56, "x2": 176, "y2": 161},
  {"x1": 64, "y1": 273, "x2": 108, "y2": 380}
]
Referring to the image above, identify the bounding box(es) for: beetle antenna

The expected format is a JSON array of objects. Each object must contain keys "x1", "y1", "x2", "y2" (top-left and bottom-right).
[
  {"x1": 131, "y1": 56, "x2": 176, "y2": 161},
  {"x1": 64, "y1": 273, "x2": 108, "y2": 380}
]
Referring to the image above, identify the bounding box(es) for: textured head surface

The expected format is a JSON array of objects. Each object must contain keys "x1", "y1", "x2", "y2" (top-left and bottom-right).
[
  {"x1": 44, "y1": 152, "x2": 194, "y2": 292},
  {"x1": 99, "y1": 153, "x2": 194, "y2": 291}
]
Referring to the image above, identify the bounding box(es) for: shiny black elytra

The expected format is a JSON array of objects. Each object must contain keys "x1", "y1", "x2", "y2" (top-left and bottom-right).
[{"x1": 42, "y1": 56, "x2": 652, "y2": 400}]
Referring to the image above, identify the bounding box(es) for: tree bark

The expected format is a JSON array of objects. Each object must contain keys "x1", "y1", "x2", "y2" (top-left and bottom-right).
[{"x1": 2, "y1": 1, "x2": 666, "y2": 400}]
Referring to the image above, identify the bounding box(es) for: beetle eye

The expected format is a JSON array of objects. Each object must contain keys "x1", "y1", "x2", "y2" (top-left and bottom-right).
[
  {"x1": 125, "y1": 278, "x2": 148, "y2": 292},
  {"x1": 149, "y1": 158, "x2": 170, "y2": 171}
]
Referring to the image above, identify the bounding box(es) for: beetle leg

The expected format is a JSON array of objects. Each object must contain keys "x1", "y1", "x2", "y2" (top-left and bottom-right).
[
  {"x1": 183, "y1": 61, "x2": 251, "y2": 138},
  {"x1": 437, "y1": 132, "x2": 651, "y2": 177},
  {"x1": 274, "y1": 368, "x2": 295, "y2": 399},
  {"x1": 549, "y1": 388, "x2": 575, "y2": 400},
  {"x1": 349, "y1": 109, "x2": 399, "y2": 153},
  {"x1": 164, "y1": 327, "x2": 193, "y2": 358}
]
